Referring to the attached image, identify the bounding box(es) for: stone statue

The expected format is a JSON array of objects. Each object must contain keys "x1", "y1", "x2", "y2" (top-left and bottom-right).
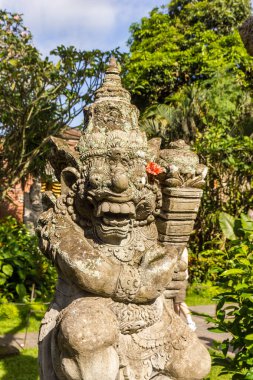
[
  {"x1": 24, "y1": 178, "x2": 43, "y2": 234},
  {"x1": 37, "y1": 58, "x2": 211, "y2": 380}
]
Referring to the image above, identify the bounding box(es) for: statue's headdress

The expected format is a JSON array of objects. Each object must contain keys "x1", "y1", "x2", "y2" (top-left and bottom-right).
[
  {"x1": 47, "y1": 58, "x2": 159, "y2": 181},
  {"x1": 77, "y1": 57, "x2": 148, "y2": 161}
]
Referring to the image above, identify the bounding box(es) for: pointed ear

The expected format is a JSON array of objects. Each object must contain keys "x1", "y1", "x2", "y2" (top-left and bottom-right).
[
  {"x1": 61, "y1": 167, "x2": 80, "y2": 195},
  {"x1": 48, "y1": 136, "x2": 82, "y2": 181}
]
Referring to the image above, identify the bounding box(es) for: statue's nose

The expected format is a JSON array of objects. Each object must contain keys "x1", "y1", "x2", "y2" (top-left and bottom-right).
[{"x1": 112, "y1": 170, "x2": 129, "y2": 193}]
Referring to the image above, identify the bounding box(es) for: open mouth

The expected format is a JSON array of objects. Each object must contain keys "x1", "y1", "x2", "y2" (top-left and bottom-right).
[
  {"x1": 92, "y1": 200, "x2": 136, "y2": 243},
  {"x1": 103, "y1": 213, "x2": 130, "y2": 227},
  {"x1": 95, "y1": 201, "x2": 135, "y2": 227}
]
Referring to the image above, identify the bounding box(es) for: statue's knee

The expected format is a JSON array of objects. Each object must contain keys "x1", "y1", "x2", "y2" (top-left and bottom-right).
[
  {"x1": 57, "y1": 299, "x2": 119, "y2": 354},
  {"x1": 185, "y1": 342, "x2": 211, "y2": 379},
  {"x1": 168, "y1": 338, "x2": 211, "y2": 379}
]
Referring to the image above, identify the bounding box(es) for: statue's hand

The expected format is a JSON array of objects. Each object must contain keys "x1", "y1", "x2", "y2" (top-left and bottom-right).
[
  {"x1": 134, "y1": 245, "x2": 177, "y2": 303},
  {"x1": 164, "y1": 259, "x2": 188, "y2": 299}
]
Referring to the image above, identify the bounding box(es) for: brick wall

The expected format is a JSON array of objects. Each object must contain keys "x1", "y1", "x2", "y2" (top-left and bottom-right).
[{"x1": 0, "y1": 176, "x2": 33, "y2": 222}]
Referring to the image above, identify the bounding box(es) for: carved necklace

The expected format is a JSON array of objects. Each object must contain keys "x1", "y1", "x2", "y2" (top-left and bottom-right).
[{"x1": 93, "y1": 231, "x2": 145, "y2": 264}]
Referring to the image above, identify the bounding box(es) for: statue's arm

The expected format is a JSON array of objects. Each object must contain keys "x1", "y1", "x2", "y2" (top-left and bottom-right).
[
  {"x1": 38, "y1": 211, "x2": 121, "y2": 297},
  {"x1": 56, "y1": 241, "x2": 178, "y2": 303},
  {"x1": 133, "y1": 245, "x2": 178, "y2": 303},
  {"x1": 55, "y1": 248, "x2": 121, "y2": 297},
  {"x1": 38, "y1": 211, "x2": 177, "y2": 303}
]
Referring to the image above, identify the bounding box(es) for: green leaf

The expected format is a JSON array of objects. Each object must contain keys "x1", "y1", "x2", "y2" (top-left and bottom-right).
[
  {"x1": 241, "y1": 293, "x2": 253, "y2": 301},
  {"x1": 219, "y1": 212, "x2": 237, "y2": 240},
  {"x1": 8, "y1": 59, "x2": 18, "y2": 66},
  {"x1": 208, "y1": 327, "x2": 226, "y2": 333},
  {"x1": 15, "y1": 283, "x2": 27, "y2": 299},
  {"x1": 0, "y1": 273, "x2": 7, "y2": 285},
  {"x1": 221, "y1": 268, "x2": 244, "y2": 276},
  {"x1": 245, "y1": 373, "x2": 253, "y2": 380},
  {"x1": 241, "y1": 213, "x2": 253, "y2": 232},
  {"x1": 245, "y1": 334, "x2": 253, "y2": 341},
  {"x1": 235, "y1": 283, "x2": 249, "y2": 291},
  {"x1": 238, "y1": 258, "x2": 251, "y2": 266},
  {"x1": 55, "y1": 60, "x2": 61, "y2": 70},
  {"x1": 2, "y1": 264, "x2": 13, "y2": 277}
]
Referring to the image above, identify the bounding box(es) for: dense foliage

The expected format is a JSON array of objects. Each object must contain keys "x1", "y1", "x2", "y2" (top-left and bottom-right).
[
  {"x1": 124, "y1": 0, "x2": 253, "y2": 261},
  {"x1": 207, "y1": 212, "x2": 253, "y2": 379},
  {"x1": 169, "y1": 0, "x2": 251, "y2": 34},
  {"x1": 124, "y1": 0, "x2": 252, "y2": 109},
  {"x1": 0, "y1": 217, "x2": 56, "y2": 301},
  {"x1": 0, "y1": 11, "x2": 122, "y2": 199}
]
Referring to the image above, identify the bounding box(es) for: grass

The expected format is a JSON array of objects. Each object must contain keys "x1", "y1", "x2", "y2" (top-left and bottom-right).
[
  {"x1": 206, "y1": 365, "x2": 232, "y2": 380},
  {"x1": 186, "y1": 282, "x2": 222, "y2": 306},
  {"x1": 0, "y1": 348, "x2": 39, "y2": 380},
  {"x1": 0, "y1": 303, "x2": 47, "y2": 335},
  {"x1": 186, "y1": 293, "x2": 215, "y2": 306}
]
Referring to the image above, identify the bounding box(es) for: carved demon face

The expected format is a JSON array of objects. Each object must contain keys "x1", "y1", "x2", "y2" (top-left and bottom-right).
[{"x1": 72, "y1": 149, "x2": 159, "y2": 245}]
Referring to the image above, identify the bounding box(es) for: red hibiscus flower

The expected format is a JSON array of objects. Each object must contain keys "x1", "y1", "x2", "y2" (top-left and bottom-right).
[{"x1": 146, "y1": 162, "x2": 164, "y2": 175}]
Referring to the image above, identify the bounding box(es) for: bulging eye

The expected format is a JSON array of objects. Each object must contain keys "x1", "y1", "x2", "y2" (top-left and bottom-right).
[
  {"x1": 88, "y1": 157, "x2": 110, "y2": 189},
  {"x1": 88, "y1": 167, "x2": 111, "y2": 189},
  {"x1": 89, "y1": 173, "x2": 103, "y2": 188}
]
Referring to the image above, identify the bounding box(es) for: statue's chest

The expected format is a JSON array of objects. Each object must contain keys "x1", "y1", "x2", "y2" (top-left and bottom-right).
[
  {"x1": 93, "y1": 238, "x2": 147, "y2": 265},
  {"x1": 91, "y1": 224, "x2": 159, "y2": 266}
]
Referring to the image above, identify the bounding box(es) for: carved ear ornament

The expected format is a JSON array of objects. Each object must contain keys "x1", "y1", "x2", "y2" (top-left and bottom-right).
[
  {"x1": 61, "y1": 167, "x2": 80, "y2": 195},
  {"x1": 46, "y1": 136, "x2": 82, "y2": 181},
  {"x1": 54, "y1": 192, "x2": 91, "y2": 227}
]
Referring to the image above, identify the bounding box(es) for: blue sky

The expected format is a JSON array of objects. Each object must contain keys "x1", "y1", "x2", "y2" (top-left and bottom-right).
[
  {"x1": 1, "y1": 0, "x2": 251, "y2": 127},
  {"x1": 0, "y1": 0, "x2": 165, "y2": 56},
  {"x1": 0, "y1": 1, "x2": 252, "y2": 57}
]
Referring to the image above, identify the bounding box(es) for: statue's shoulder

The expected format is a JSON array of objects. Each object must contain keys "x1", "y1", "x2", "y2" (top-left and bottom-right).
[{"x1": 37, "y1": 198, "x2": 94, "y2": 260}]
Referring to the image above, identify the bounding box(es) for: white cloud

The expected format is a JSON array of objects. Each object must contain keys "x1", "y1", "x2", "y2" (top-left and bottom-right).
[
  {"x1": 0, "y1": 0, "x2": 164, "y2": 55},
  {"x1": 0, "y1": 0, "x2": 252, "y2": 55}
]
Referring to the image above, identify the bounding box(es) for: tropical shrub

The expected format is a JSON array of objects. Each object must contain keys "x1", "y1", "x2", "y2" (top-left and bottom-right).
[
  {"x1": 188, "y1": 247, "x2": 227, "y2": 285},
  {"x1": 0, "y1": 216, "x2": 56, "y2": 301},
  {"x1": 124, "y1": 0, "x2": 253, "y2": 263},
  {"x1": 207, "y1": 212, "x2": 253, "y2": 379},
  {"x1": 124, "y1": 0, "x2": 252, "y2": 110}
]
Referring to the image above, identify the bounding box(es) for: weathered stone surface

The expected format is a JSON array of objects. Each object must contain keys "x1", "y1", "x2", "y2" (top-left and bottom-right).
[
  {"x1": 24, "y1": 179, "x2": 43, "y2": 234},
  {"x1": 37, "y1": 57, "x2": 211, "y2": 380},
  {"x1": 161, "y1": 192, "x2": 202, "y2": 213},
  {"x1": 156, "y1": 218, "x2": 195, "y2": 237}
]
